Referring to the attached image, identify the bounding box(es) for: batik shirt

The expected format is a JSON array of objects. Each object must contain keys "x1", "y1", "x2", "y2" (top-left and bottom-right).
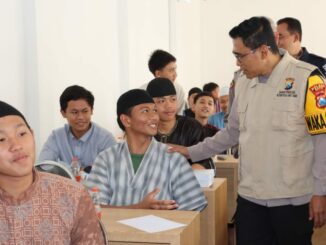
[
  {"x1": 0, "y1": 170, "x2": 104, "y2": 244},
  {"x1": 86, "y1": 138, "x2": 207, "y2": 211}
]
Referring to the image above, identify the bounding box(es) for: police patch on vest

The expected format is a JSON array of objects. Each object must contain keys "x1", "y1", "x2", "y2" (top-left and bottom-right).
[
  {"x1": 309, "y1": 83, "x2": 326, "y2": 108},
  {"x1": 276, "y1": 78, "x2": 297, "y2": 97},
  {"x1": 305, "y1": 74, "x2": 326, "y2": 134}
]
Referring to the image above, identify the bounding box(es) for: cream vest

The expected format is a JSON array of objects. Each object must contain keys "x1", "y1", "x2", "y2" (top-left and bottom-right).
[{"x1": 236, "y1": 52, "x2": 316, "y2": 199}]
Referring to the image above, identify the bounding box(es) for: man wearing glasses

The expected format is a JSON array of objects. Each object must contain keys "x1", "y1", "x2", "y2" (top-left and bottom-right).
[{"x1": 169, "y1": 16, "x2": 326, "y2": 244}]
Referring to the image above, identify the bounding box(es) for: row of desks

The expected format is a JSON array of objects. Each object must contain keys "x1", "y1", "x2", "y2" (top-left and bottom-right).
[{"x1": 102, "y1": 178, "x2": 228, "y2": 245}]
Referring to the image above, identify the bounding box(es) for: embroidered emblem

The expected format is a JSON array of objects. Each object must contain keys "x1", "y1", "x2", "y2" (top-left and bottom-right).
[
  {"x1": 277, "y1": 78, "x2": 297, "y2": 97},
  {"x1": 284, "y1": 77, "x2": 294, "y2": 90},
  {"x1": 0, "y1": 221, "x2": 10, "y2": 242},
  {"x1": 309, "y1": 83, "x2": 326, "y2": 108}
]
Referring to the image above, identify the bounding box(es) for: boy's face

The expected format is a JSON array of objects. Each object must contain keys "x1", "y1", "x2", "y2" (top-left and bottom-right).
[
  {"x1": 188, "y1": 93, "x2": 199, "y2": 110},
  {"x1": 194, "y1": 96, "x2": 215, "y2": 119},
  {"x1": 126, "y1": 103, "x2": 159, "y2": 137},
  {"x1": 155, "y1": 62, "x2": 177, "y2": 83},
  {"x1": 219, "y1": 95, "x2": 229, "y2": 113},
  {"x1": 153, "y1": 95, "x2": 177, "y2": 122},
  {"x1": 61, "y1": 99, "x2": 93, "y2": 138},
  {"x1": 211, "y1": 87, "x2": 220, "y2": 100},
  {"x1": 0, "y1": 116, "x2": 35, "y2": 179}
]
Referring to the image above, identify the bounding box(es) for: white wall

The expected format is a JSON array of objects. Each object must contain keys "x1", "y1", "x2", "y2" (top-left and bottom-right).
[{"x1": 1, "y1": 0, "x2": 326, "y2": 154}]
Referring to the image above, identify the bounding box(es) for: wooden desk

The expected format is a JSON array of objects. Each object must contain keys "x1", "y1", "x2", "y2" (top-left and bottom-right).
[
  {"x1": 101, "y1": 208, "x2": 200, "y2": 245},
  {"x1": 214, "y1": 155, "x2": 239, "y2": 223},
  {"x1": 201, "y1": 178, "x2": 228, "y2": 245}
]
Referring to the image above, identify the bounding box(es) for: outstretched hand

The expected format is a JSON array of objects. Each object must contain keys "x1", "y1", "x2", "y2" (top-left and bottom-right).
[
  {"x1": 167, "y1": 144, "x2": 190, "y2": 159},
  {"x1": 139, "y1": 188, "x2": 178, "y2": 210}
]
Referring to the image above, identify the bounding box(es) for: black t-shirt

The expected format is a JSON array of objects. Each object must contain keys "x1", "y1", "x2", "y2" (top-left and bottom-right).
[{"x1": 155, "y1": 116, "x2": 213, "y2": 169}]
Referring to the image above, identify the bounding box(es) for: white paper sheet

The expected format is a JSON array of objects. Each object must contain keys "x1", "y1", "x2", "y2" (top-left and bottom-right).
[
  {"x1": 194, "y1": 169, "x2": 215, "y2": 187},
  {"x1": 118, "y1": 215, "x2": 186, "y2": 233}
]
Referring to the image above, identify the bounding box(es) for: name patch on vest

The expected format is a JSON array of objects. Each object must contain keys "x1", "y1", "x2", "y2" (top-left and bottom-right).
[{"x1": 305, "y1": 113, "x2": 326, "y2": 132}]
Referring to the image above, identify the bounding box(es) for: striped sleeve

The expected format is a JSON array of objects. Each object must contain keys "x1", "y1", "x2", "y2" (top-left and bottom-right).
[
  {"x1": 85, "y1": 149, "x2": 113, "y2": 204},
  {"x1": 170, "y1": 153, "x2": 207, "y2": 211}
]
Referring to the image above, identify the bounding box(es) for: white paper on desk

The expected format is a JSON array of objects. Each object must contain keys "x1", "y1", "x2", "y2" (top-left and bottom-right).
[
  {"x1": 194, "y1": 169, "x2": 215, "y2": 187},
  {"x1": 118, "y1": 215, "x2": 186, "y2": 233}
]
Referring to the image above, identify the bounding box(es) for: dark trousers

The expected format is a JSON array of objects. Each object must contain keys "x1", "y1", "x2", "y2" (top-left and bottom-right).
[{"x1": 235, "y1": 195, "x2": 313, "y2": 245}]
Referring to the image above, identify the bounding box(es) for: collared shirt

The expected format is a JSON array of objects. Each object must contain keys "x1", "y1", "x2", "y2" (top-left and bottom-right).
[
  {"x1": 208, "y1": 112, "x2": 225, "y2": 129},
  {"x1": 38, "y1": 122, "x2": 116, "y2": 167},
  {"x1": 0, "y1": 170, "x2": 104, "y2": 244},
  {"x1": 155, "y1": 116, "x2": 213, "y2": 169},
  {"x1": 86, "y1": 138, "x2": 207, "y2": 211},
  {"x1": 188, "y1": 55, "x2": 326, "y2": 206}
]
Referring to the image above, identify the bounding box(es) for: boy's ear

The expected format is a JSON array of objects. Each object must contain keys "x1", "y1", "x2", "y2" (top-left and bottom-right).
[
  {"x1": 61, "y1": 110, "x2": 67, "y2": 118},
  {"x1": 154, "y1": 70, "x2": 161, "y2": 78},
  {"x1": 120, "y1": 114, "x2": 131, "y2": 128}
]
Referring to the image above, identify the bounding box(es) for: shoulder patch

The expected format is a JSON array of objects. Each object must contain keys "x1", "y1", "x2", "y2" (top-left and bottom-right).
[{"x1": 305, "y1": 75, "x2": 326, "y2": 134}]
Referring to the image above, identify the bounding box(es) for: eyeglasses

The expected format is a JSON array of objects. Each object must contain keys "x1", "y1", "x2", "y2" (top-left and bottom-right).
[{"x1": 233, "y1": 49, "x2": 256, "y2": 61}]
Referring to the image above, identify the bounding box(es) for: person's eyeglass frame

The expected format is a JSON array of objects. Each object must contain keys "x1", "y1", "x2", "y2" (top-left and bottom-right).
[{"x1": 233, "y1": 49, "x2": 257, "y2": 62}]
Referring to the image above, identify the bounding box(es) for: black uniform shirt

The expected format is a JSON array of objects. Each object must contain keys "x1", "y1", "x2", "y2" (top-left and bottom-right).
[{"x1": 299, "y1": 47, "x2": 326, "y2": 77}]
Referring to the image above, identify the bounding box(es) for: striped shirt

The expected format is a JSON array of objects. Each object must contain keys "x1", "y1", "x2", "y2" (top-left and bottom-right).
[{"x1": 86, "y1": 138, "x2": 207, "y2": 211}]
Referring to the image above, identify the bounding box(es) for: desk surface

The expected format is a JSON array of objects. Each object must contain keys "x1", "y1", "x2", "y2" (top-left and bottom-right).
[
  {"x1": 214, "y1": 154, "x2": 239, "y2": 166},
  {"x1": 102, "y1": 208, "x2": 200, "y2": 245}
]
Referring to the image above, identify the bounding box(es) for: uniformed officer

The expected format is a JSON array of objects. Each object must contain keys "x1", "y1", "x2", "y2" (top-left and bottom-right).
[
  {"x1": 277, "y1": 17, "x2": 326, "y2": 77},
  {"x1": 169, "y1": 16, "x2": 326, "y2": 245}
]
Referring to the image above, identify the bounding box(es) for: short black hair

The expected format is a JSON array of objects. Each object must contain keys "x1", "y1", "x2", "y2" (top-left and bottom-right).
[
  {"x1": 229, "y1": 16, "x2": 279, "y2": 54},
  {"x1": 193, "y1": 92, "x2": 215, "y2": 104},
  {"x1": 60, "y1": 85, "x2": 94, "y2": 111},
  {"x1": 188, "y1": 87, "x2": 202, "y2": 98},
  {"x1": 277, "y1": 17, "x2": 302, "y2": 41},
  {"x1": 148, "y1": 49, "x2": 176, "y2": 75},
  {"x1": 116, "y1": 89, "x2": 154, "y2": 131},
  {"x1": 203, "y1": 82, "x2": 219, "y2": 93}
]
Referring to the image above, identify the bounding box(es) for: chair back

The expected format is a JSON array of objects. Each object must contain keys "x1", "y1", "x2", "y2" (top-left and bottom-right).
[
  {"x1": 98, "y1": 219, "x2": 109, "y2": 245},
  {"x1": 35, "y1": 160, "x2": 75, "y2": 180}
]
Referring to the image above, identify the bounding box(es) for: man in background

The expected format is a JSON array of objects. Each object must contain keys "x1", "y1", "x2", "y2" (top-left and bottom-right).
[
  {"x1": 142, "y1": 49, "x2": 186, "y2": 115},
  {"x1": 277, "y1": 17, "x2": 326, "y2": 77},
  {"x1": 209, "y1": 86, "x2": 229, "y2": 129}
]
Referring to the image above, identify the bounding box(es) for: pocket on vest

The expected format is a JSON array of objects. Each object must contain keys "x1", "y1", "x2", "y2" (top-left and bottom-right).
[{"x1": 280, "y1": 141, "x2": 313, "y2": 186}]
